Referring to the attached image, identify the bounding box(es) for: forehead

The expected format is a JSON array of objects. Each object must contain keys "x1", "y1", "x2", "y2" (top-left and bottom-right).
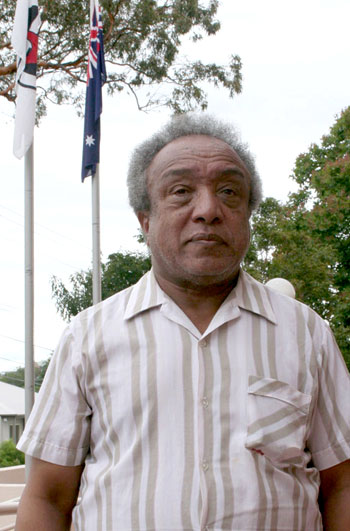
[{"x1": 147, "y1": 134, "x2": 250, "y2": 180}]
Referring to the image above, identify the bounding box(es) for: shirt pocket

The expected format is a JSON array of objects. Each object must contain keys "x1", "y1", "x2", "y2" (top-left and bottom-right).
[{"x1": 245, "y1": 375, "x2": 312, "y2": 464}]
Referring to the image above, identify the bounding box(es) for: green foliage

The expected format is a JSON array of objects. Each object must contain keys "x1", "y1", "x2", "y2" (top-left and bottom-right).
[
  {"x1": 245, "y1": 198, "x2": 337, "y2": 319},
  {"x1": 244, "y1": 197, "x2": 284, "y2": 282},
  {"x1": 0, "y1": 357, "x2": 52, "y2": 392},
  {"x1": 1, "y1": 0, "x2": 242, "y2": 120},
  {"x1": 0, "y1": 367, "x2": 25, "y2": 390},
  {"x1": 245, "y1": 107, "x2": 350, "y2": 368},
  {"x1": 288, "y1": 108, "x2": 350, "y2": 364},
  {"x1": 0, "y1": 440, "x2": 25, "y2": 468},
  {"x1": 51, "y1": 250, "x2": 151, "y2": 321}
]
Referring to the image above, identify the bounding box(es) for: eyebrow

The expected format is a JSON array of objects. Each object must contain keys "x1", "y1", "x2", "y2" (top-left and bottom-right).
[
  {"x1": 161, "y1": 169, "x2": 193, "y2": 179},
  {"x1": 219, "y1": 167, "x2": 247, "y2": 179},
  {"x1": 161, "y1": 166, "x2": 247, "y2": 180}
]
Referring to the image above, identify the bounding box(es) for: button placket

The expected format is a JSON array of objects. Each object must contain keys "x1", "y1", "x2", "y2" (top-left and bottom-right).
[{"x1": 197, "y1": 336, "x2": 211, "y2": 528}]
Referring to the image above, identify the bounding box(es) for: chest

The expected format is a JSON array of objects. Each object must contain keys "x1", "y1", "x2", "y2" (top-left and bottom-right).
[{"x1": 83, "y1": 310, "x2": 316, "y2": 448}]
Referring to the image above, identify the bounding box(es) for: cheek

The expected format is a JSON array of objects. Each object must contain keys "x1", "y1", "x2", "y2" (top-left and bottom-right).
[
  {"x1": 229, "y1": 211, "x2": 250, "y2": 234},
  {"x1": 149, "y1": 220, "x2": 183, "y2": 261},
  {"x1": 241, "y1": 220, "x2": 251, "y2": 245},
  {"x1": 151, "y1": 210, "x2": 184, "y2": 236},
  {"x1": 148, "y1": 217, "x2": 172, "y2": 250}
]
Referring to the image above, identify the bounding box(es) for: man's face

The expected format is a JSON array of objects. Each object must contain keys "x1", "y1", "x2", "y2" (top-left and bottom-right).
[{"x1": 137, "y1": 135, "x2": 251, "y2": 290}]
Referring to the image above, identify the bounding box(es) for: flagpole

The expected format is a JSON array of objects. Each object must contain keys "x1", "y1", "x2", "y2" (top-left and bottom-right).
[
  {"x1": 92, "y1": 165, "x2": 101, "y2": 304},
  {"x1": 12, "y1": 0, "x2": 40, "y2": 478},
  {"x1": 82, "y1": 0, "x2": 105, "y2": 305},
  {"x1": 24, "y1": 141, "x2": 35, "y2": 476}
]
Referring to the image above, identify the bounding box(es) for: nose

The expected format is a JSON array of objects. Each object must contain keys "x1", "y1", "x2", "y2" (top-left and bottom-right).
[{"x1": 191, "y1": 188, "x2": 222, "y2": 224}]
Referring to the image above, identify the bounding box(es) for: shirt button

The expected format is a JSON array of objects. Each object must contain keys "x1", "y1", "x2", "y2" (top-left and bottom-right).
[
  {"x1": 202, "y1": 460, "x2": 209, "y2": 472},
  {"x1": 201, "y1": 339, "x2": 208, "y2": 347},
  {"x1": 202, "y1": 397, "x2": 209, "y2": 409}
]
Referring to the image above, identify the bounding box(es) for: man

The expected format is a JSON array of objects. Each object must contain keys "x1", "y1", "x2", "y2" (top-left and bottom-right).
[{"x1": 16, "y1": 114, "x2": 350, "y2": 530}]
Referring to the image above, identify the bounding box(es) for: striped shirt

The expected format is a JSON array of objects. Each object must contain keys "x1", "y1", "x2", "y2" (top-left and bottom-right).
[{"x1": 18, "y1": 270, "x2": 350, "y2": 530}]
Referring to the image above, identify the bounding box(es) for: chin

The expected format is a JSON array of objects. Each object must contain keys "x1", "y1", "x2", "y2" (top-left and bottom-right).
[
  {"x1": 180, "y1": 266, "x2": 240, "y2": 287},
  {"x1": 185, "y1": 259, "x2": 240, "y2": 277}
]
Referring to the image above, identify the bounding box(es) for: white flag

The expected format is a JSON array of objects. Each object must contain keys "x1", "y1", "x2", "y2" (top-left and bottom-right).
[{"x1": 12, "y1": 0, "x2": 41, "y2": 159}]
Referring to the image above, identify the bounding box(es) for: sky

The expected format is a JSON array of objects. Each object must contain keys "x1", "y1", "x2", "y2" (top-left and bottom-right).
[{"x1": 1, "y1": 0, "x2": 350, "y2": 375}]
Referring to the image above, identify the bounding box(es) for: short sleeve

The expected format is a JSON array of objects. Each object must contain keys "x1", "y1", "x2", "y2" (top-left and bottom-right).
[
  {"x1": 17, "y1": 324, "x2": 91, "y2": 466},
  {"x1": 307, "y1": 324, "x2": 350, "y2": 470}
]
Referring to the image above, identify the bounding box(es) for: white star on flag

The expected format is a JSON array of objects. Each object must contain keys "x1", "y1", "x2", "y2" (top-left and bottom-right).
[{"x1": 85, "y1": 134, "x2": 95, "y2": 146}]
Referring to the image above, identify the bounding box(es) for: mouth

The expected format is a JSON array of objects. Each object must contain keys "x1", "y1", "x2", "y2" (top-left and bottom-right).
[{"x1": 189, "y1": 233, "x2": 226, "y2": 244}]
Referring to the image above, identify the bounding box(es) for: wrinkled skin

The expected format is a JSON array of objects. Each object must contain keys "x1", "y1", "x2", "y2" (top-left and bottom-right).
[{"x1": 137, "y1": 134, "x2": 251, "y2": 293}]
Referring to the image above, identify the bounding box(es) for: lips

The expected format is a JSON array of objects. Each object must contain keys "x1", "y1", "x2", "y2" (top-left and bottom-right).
[{"x1": 189, "y1": 233, "x2": 226, "y2": 244}]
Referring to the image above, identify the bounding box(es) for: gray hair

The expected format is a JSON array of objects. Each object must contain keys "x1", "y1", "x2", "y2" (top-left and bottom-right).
[{"x1": 127, "y1": 113, "x2": 263, "y2": 214}]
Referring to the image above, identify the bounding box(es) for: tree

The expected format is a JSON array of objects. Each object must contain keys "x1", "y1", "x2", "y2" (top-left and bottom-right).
[
  {"x1": 288, "y1": 107, "x2": 350, "y2": 365},
  {"x1": 0, "y1": 440, "x2": 25, "y2": 467},
  {"x1": 0, "y1": 357, "x2": 52, "y2": 392},
  {"x1": 244, "y1": 197, "x2": 337, "y2": 320},
  {"x1": 245, "y1": 197, "x2": 349, "y2": 368},
  {"x1": 1, "y1": 0, "x2": 242, "y2": 120},
  {"x1": 245, "y1": 108, "x2": 350, "y2": 368},
  {"x1": 244, "y1": 197, "x2": 284, "y2": 283},
  {"x1": 51, "y1": 250, "x2": 151, "y2": 321}
]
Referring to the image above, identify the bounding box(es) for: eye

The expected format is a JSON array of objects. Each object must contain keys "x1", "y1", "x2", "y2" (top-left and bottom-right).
[
  {"x1": 219, "y1": 186, "x2": 237, "y2": 196},
  {"x1": 173, "y1": 187, "x2": 188, "y2": 195},
  {"x1": 169, "y1": 185, "x2": 192, "y2": 198}
]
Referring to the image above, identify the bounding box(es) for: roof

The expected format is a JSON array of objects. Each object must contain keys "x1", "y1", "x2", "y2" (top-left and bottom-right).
[{"x1": 0, "y1": 382, "x2": 34, "y2": 416}]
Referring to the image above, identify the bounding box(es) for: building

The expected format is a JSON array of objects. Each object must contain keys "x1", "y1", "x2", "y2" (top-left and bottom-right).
[{"x1": 0, "y1": 382, "x2": 29, "y2": 445}]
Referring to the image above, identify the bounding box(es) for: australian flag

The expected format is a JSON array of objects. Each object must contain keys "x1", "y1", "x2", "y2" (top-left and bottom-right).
[{"x1": 81, "y1": 0, "x2": 106, "y2": 181}]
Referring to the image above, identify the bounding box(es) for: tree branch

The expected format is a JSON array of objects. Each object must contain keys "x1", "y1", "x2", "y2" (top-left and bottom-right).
[
  {"x1": 0, "y1": 82, "x2": 15, "y2": 101},
  {"x1": 0, "y1": 62, "x2": 17, "y2": 76},
  {"x1": 38, "y1": 55, "x2": 86, "y2": 71}
]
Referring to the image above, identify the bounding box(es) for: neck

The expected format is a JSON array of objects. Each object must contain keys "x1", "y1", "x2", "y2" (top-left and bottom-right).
[{"x1": 154, "y1": 272, "x2": 239, "y2": 334}]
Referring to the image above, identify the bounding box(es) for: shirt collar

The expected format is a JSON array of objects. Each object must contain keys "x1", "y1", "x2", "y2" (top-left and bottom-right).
[
  {"x1": 124, "y1": 269, "x2": 165, "y2": 320},
  {"x1": 124, "y1": 268, "x2": 277, "y2": 325},
  {"x1": 230, "y1": 270, "x2": 277, "y2": 324}
]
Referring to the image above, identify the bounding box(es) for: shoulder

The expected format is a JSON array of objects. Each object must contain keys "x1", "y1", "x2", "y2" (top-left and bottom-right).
[
  {"x1": 68, "y1": 271, "x2": 151, "y2": 334},
  {"x1": 240, "y1": 270, "x2": 331, "y2": 343}
]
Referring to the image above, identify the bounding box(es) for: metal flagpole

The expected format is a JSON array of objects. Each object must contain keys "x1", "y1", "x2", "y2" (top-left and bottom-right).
[
  {"x1": 24, "y1": 142, "x2": 35, "y2": 476},
  {"x1": 90, "y1": 0, "x2": 101, "y2": 306},
  {"x1": 11, "y1": 0, "x2": 41, "y2": 478},
  {"x1": 82, "y1": 0, "x2": 105, "y2": 304},
  {"x1": 92, "y1": 164, "x2": 101, "y2": 304}
]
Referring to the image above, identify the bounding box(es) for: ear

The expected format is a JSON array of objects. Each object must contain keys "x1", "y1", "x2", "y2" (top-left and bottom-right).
[{"x1": 137, "y1": 211, "x2": 150, "y2": 244}]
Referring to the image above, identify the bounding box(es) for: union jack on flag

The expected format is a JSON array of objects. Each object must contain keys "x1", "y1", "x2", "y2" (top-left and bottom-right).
[{"x1": 81, "y1": 0, "x2": 106, "y2": 181}]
